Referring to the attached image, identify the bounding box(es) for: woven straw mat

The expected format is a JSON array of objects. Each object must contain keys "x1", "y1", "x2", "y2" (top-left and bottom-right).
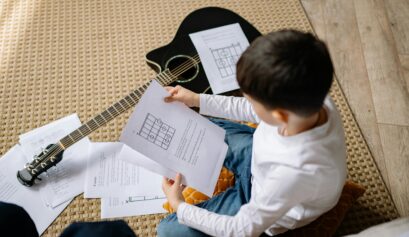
[{"x1": 0, "y1": 0, "x2": 399, "y2": 236}]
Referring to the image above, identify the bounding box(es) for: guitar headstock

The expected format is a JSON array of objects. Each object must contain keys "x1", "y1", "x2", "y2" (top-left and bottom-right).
[{"x1": 17, "y1": 144, "x2": 64, "y2": 187}]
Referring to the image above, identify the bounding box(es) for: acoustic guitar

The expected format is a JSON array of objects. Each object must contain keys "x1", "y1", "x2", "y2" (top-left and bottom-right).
[{"x1": 17, "y1": 7, "x2": 262, "y2": 187}]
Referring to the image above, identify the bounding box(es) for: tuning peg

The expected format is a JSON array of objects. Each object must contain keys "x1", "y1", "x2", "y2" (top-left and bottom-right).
[{"x1": 34, "y1": 177, "x2": 42, "y2": 184}]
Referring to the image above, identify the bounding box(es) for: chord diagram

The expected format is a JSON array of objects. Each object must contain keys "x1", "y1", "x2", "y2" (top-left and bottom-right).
[
  {"x1": 126, "y1": 195, "x2": 166, "y2": 203},
  {"x1": 138, "y1": 113, "x2": 175, "y2": 150},
  {"x1": 211, "y1": 43, "x2": 243, "y2": 78}
]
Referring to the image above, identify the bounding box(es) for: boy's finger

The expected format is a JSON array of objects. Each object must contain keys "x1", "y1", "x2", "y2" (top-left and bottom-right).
[
  {"x1": 162, "y1": 177, "x2": 171, "y2": 188},
  {"x1": 164, "y1": 96, "x2": 175, "y2": 103},
  {"x1": 168, "y1": 87, "x2": 178, "y2": 95},
  {"x1": 164, "y1": 86, "x2": 174, "y2": 92},
  {"x1": 174, "y1": 173, "x2": 182, "y2": 186}
]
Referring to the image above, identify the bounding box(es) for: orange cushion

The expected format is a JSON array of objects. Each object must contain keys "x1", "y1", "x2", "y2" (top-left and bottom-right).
[{"x1": 275, "y1": 181, "x2": 366, "y2": 237}]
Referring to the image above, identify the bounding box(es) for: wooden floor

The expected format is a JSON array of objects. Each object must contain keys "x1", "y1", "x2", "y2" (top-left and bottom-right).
[{"x1": 301, "y1": 0, "x2": 409, "y2": 217}]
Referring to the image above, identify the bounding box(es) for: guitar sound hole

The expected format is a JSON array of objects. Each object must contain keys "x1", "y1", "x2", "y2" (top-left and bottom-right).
[{"x1": 165, "y1": 55, "x2": 199, "y2": 83}]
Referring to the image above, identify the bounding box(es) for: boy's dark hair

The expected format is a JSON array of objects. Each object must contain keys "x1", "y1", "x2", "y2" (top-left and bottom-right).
[{"x1": 236, "y1": 29, "x2": 334, "y2": 117}]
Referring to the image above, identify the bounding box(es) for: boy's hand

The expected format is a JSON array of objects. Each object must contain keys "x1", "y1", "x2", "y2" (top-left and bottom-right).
[
  {"x1": 162, "y1": 173, "x2": 186, "y2": 211},
  {"x1": 164, "y1": 85, "x2": 200, "y2": 107}
]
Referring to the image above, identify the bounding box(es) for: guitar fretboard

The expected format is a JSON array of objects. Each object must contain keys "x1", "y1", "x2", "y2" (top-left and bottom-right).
[{"x1": 58, "y1": 66, "x2": 185, "y2": 149}]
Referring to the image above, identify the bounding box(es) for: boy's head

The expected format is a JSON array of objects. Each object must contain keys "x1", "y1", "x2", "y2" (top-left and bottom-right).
[{"x1": 237, "y1": 29, "x2": 334, "y2": 123}]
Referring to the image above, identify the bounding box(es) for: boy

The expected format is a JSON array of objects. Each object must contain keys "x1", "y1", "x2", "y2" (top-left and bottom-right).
[{"x1": 159, "y1": 30, "x2": 346, "y2": 236}]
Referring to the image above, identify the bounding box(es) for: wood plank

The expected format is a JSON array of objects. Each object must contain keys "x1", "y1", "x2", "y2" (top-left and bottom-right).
[
  {"x1": 299, "y1": 0, "x2": 326, "y2": 39},
  {"x1": 399, "y1": 54, "x2": 409, "y2": 93},
  {"x1": 378, "y1": 124, "x2": 409, "y2": 216},
  {"x1": 354, "y1": 0, "x2": 409, "y2": 126},
  {"x1": 301, "y1": 0, "x2": 390, "y2": 188},
  {"x1": 384, "y1": 0, "x2": 409, "y2": 54}
]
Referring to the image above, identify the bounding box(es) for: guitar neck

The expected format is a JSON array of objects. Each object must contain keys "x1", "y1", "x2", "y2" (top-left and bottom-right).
[{"x1": 59, "y1": 69, "x2": 176, "y2": 149}]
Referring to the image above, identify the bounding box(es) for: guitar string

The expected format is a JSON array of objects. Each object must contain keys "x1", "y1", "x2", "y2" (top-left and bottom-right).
[
  {"x1": 65, "y1": 54, "x2": 201, "y2": 144},
  {"x1": 28, "y1": 54, "x2": 202, "y2": 175},
  {"x1": 170, "y1": 55, "x2": 200, "y2": 78}
]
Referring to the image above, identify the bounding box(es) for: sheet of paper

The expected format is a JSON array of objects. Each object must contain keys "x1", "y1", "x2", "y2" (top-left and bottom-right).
[
  {"x1": 189, "y1": 23, "x2": 250, "y2": 94},
  {"x1": 100, "y1": 195, "x2": 166, "y2": 219},
  {"x1": 0, "y1": 145, "x2": 70, "y2": 235},
  {"x1": 84, "y1": 142, "x2": 163, "y2": 198},
  {"x1": 120, "y1": 80, "x2": 228, "y2": 196},
  {"x1": 120, "y1": 144, "x2": 177, "y2": 180},
  {"x1": 18, "y1": 114, "x2": 91, "y2": 208}
]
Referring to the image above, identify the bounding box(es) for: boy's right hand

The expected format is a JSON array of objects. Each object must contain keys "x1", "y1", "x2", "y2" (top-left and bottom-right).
[{"x1": 164, "y1": 85, "x2": 200, "y2": 107}]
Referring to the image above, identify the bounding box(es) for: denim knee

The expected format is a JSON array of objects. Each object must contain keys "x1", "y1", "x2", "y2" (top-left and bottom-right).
[
  {"x1": 157, "y1": 214, "x2": 179, "y2": 237},
  {"x1": 157, "y1": 214, "x2": 208, "y2": 237}
]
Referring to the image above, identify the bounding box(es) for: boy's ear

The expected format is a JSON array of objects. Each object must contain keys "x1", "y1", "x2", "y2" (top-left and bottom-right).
[{"x1": 271, "y1": 109, "x2": 289, "y2": 123}]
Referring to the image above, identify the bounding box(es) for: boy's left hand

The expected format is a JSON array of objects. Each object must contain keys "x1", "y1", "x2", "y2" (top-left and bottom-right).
[{"x1": 162, "y1": 173, "x2": 186, "y2": 211}]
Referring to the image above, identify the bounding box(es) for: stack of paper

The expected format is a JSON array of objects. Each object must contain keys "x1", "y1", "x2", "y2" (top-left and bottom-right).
[
  {"x1": 0, "y1": 114, "x2": 88, "y2": 235},
  {"x1": 0, "y1": 145, "x2": 70, "y2": 235},
  {"x1": 83, "y1": 142, "x2": 166, "y2": 218},
  {"x1": 18, "y1": 114, "x2": 90, "y2": 208},
  {"x1": 0, "y1": 114, "x2": 167, "y2": 235}
]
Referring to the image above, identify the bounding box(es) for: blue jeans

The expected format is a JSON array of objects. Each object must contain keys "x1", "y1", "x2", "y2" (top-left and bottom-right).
[{"x1": 157, "y1": 118, "x2": 256, "y2": 237}]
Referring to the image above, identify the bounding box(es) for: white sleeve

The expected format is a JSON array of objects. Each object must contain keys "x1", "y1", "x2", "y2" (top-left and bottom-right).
[
  {"x1": 176, "y1": 167, "x2": 317, "y2": 237},
  {"x1": 199, "y1": 94, "x2": 260, "y2": 123}
]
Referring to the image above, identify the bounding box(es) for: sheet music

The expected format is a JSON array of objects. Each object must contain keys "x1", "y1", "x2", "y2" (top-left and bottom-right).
[
  {"x1": 120, "y1": 144, "x2": 177, "y2": 181},
  {"x1": 19, "y1": 114, "x2": 90, "y2": 208},
  {"x1": 189, "y1": 23, "x2": 250, "y2": 94},
  {"x1": 0, "y1": 145, "x2": 70, "y2": 235},
  {"x1": 101, "y1": 195, "x2": 166, "y2": 219},
  {"x1": 84, "y1": 142, "x2": 163, "y2": 198},
  {"x1": 120, "y1": 80, "x2": 228, "y2": 197}
]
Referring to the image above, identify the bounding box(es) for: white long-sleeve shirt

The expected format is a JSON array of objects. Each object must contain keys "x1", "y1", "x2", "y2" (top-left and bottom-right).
[{"x1": 176, "y1": 94, "x2": 347, "y2": 236}]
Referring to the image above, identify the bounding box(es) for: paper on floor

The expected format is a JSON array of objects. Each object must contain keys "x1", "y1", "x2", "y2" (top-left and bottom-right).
[
  {"x1": 19, "y1": 114, "x2": 90, "y2": 208},
  {"x1": 84, "y1": 142, "x2": 164, "y2": 198},
  {"x1": 101, "y1": 195, "x2": 166, "y2": 219},
  {"x1": 189, "y1": 23, "x2": 250, "y2": 94},
  {"x1": 0, "y1": 145, "x2": 70, "y2": 235},
  {"x1": 120, "y1": 80, "x2": 228, "y2": 197}
]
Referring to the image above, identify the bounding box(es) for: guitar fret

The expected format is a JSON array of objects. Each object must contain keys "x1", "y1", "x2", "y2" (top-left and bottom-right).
[
  {"x1": 108, "y1": 106, "x2": 118, "y2": 117},
  {"x1": 118, "y1": 99, "x2": 128, "y2": 111},
  {"x1": 113, "y1": 103, "x2": 123, "y2": 114},
  {"x1": 125, "y1": 95, "x2": 135, "y2": 106},
  {"x1": 79, "y1": 125, "x2": 90, "y2": 135},
  {"x1": 71, "y1": 130, "x2": 81, "y2": 141},
  {"x1": 61, "y1": 136, "x2": 71, "y2": 148},
  {"x1": 102, "y1": 111, "x2": 112, "y2": 121},
  {"x1": 88, "y1": 120, "x2": 98, "y2": 130},
  {"x1": 133, "y1": 89, "x2": 142, "y2": 98},
  {"x1": 157, "y1": 74, "x2": 167, "y2": 86},
  {"x1": 114, "y1": 102, "x2": 125, "y2": 116},
  {"x1": 95, "y1": 114, "x2": 106, "y2": 125},
  {"x1": 68, "y1": 134, "x2": 75, "y2": 143},
  {"x1": 130, "y1": 92, "x2": 139, "y2": 102},
  {"x1": 160, "y1": 73, "x2": 169, "y2": 85},
  {"x1": 163, "y1": 72, "x2": 173, "y2": 84},
  {"x1": 138, "y1": 86, "x2": 147, "y2": 94},
  {"x1": 117, "y1": 103, "x2": 126, "y2": 112},
  {"x1": 120, "y1": 98, "x2": 131, "y2": 108},
  {"x1": 117, "y1": 100, "x2": 126, "y2": 111},
  {"x1": 77, "y1": 129, "x2": 84, "y2": 136}
]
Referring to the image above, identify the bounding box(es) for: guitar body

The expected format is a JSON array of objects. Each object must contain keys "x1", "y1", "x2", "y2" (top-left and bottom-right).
[{"x1": 145, "y1": 7, "x2": 262, "y2": 94}]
